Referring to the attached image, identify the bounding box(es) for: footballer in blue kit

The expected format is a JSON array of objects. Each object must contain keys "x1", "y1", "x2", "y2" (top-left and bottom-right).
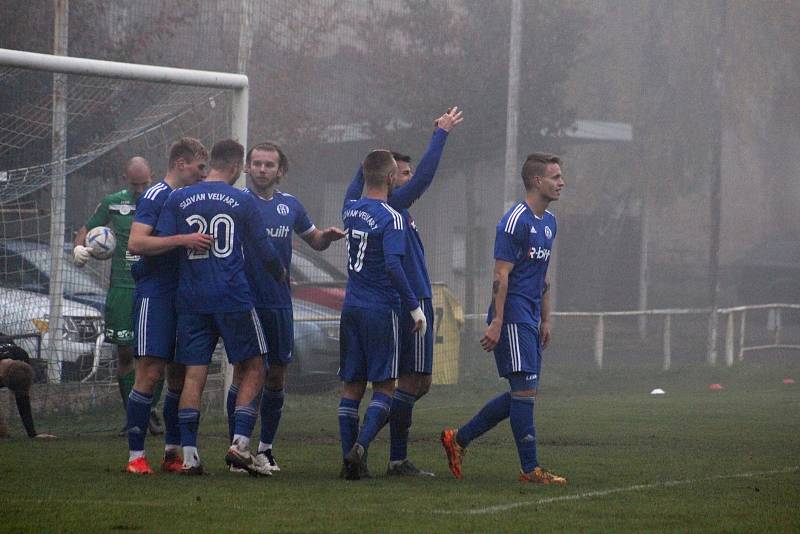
[
  {"x1": 123, "y1": 138, "x2": 211, "y2": 475},
  {"x1": 225, "y1": 141, "x2": 344, "y2": 474},
  {"x1": 155, "y1": 139, "x2": 285, "y2": 476},
  {"x1": 342, "y1": 107, "x2": 463, "y2": 476},
  {"x1": 441, "y1": 152, "x2": 569, "y2": 485},
  {"x1": 338, "y1": 149, "x2": 427, "y2": 480}
]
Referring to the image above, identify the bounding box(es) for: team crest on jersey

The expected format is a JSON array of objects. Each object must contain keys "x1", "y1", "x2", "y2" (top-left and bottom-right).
[
  {"x1": 110, "y1": 203, "x2": 133, "y2": 216},
  {"x1": 277, "y1": 203, "x2": 289, "y2": 216},
  {"x1": 544, "y1": 226, "x2": 552, "y2": 239}
]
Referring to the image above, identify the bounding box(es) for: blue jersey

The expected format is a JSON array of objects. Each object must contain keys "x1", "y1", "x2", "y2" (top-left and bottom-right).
[
  {"x1": 132, "y1": 180, "x2": 179, "y2": 298},
  {"x1": 342, "y1": 198, "x2": 411, "y2": 310},
  {"x1": 487, "y1": 202, "x2": 557, "y2": 326},
  {"x1": 156, "y1": 180, "x2": 280, "y2": 314},
  {"x1": 343, "y1": 128, "x2": 449, "y2": 299},
  {"x1": 244, "y1": 189, "x2": 315, "y2": 309}
]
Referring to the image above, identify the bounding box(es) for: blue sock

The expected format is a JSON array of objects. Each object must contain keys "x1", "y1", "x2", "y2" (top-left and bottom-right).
[
  {"x1": 163, "y1": 388, "x2": 181, "y2": 448},
  {"x1": 389, "y1": 389, "x2": 416, "y2": 462},
  {"x1": 178, "y1": 408, "x2": 200, "y2": 448},
  {"x1": 259, "y1": 388, "x2": 284, "y2": 447},
  {"x1": 338, "y1": 398, "x2": 360, "y2": 458},
  {"x1": 233, "y1": 405, "x2": 258, "y2": 443},
  {"x1": 226, "y1": 384, "x2": 239, "y2": 442},
  {"x1": 510, "y1": 395, "x2": 538, "y2": 473},
  {"x1": 356, "y1": 392, "x2": 392, "y2": 450},
  {"x1": 457, "y1": 392, "x2": 511, "y2": 447},
  {"x1": 126, "y1": 389, "x2": 153, "y2": 453}
]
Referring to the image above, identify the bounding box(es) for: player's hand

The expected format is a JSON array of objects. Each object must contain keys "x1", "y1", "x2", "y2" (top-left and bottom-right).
[
  {"x1": 34, "y1": 433, "x2": 57, "y2": 439},
  {"x1": 321, "y1": 227, "x2": 346, "y2": 243},
  {"x1": 540, "y1": 319, "x2": 551, "y2": 349},
  {"x1": 182, "y1": 233, "x2": 213, "y2": 253},
  {"x1": 480, "y1": 319, "x2": 502, "y2": 352},
  {"x1": 410, "y1": 306, "x2": 427, "y2": 337},
  {"x1": 73, "y1": 245, "x2": 92, "y2": 267},
  {"x1": 434, "y1": 106, "x2": 464, "y2": 132}
]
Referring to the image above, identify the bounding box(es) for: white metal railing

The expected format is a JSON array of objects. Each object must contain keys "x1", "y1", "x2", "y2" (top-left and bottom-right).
[{"x1": 465, "y1": 303, "x2": 800, "y2": 370}]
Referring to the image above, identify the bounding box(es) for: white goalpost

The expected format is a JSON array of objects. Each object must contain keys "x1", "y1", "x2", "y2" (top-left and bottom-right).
[{"x1": 0, "y1": 48, "x2": 248, "y2": 388}]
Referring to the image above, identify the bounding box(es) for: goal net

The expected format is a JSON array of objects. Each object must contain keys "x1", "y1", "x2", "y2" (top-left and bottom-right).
[{"x1": 0, "y1": 49, "x2": 246, "y2": 433}]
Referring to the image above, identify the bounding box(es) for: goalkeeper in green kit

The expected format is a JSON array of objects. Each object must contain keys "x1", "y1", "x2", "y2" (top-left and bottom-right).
[{"x1": 73, "y1": 157, "x2": 161, "y2": 434}]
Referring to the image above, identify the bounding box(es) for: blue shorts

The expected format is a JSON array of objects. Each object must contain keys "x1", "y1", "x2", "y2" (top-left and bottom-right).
[
  {"x1": 399, "y1": 298, "x2": 434, "y2": 375},
  {"x1": 176, "y1": 309, "x2": 267, "y2": 366},
  {"x1": 339, "y1": 306, "x2": 398, "y2": 383},
  {"x1": 494, "y1": 322, "x2": 541, "y2": 385},
  {"x1": 257, "y1": 307, "x2": 293, "y2": 366},
  {"x1": 133, "y1": 296, "x2": 176, "y2": 361}
]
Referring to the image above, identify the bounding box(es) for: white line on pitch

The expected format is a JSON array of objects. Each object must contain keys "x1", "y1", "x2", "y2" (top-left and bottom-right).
[{"x1": 431, "y1": 466, "x2": 799, "y2": 516}]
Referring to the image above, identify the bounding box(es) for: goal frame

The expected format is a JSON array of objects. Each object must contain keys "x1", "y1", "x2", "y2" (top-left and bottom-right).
[{"x1": 0, "y1": 48, "x2": 248, "y2": 385}]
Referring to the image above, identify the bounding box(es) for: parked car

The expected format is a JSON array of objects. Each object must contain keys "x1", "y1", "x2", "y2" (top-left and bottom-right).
[
  {"x1": 290, "y1": 298, "x2": 341, "y2": 390},
  {"x1": 291, "y1": 242, "x2": 346, "y2": 311},
  {"x1": 0, "y1": 287, "x2": 104, "y2": 382},
  {"x1": 0, "y1": 239, "x2": 106, "y2": 311}
]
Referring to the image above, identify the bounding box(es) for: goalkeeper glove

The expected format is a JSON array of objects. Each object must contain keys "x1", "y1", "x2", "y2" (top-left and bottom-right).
[{"x1": 73, "y1": 245, "x2": 92, "y2": 267}]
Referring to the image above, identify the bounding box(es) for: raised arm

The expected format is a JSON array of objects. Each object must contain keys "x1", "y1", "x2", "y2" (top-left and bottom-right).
[
  {"x1": 343, "y1": 165, "x2": 365, "y2": 209},
  {"x1": 389, "y1": 106, "x2": 463, "y2": 210}
]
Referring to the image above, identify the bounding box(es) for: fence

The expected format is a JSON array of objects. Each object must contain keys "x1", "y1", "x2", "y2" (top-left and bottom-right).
[{"x1": 465, "y1": 303, "x2": 800, "y2": 371}]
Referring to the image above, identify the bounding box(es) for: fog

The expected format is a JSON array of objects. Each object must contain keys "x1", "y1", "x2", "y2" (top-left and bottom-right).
[{"x1": 1, "y1": 0, "x2": 799, "y2": 367}]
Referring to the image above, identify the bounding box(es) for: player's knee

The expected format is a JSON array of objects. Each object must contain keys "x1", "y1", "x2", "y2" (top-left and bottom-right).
[
  {"x1": 116, "y1": 346, "x2": 134, "y2": 367},
  {"x1": 265, "y1": 372, "x2": 285, "y2": 391},
  {"x1": 372, "y1": 379, "x2": 395, "y2": 397},
  {"x1": 165, "y1": 366, "x2": 185, "y2": 391},
  {"x1": 397, "y1": 373, "x2": 415, "y2": 392},
  {"x1": 416, "y1": 376, "x2": 432, "y2": 398},
  {"x1": 240, "y1": 356, "x2": 263, "y2": 375},
  {"x1": 342, "y1": 381, "x2": 366, "y2": 400}
]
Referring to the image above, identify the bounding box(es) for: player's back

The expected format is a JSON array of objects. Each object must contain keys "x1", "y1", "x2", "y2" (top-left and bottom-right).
[
  {"x1": 158, "y1": 180, "x2": 258, "y2": 314},
  {"x1": 132, "y1": 180, "x2": 179, "y2": 297},
  {"x1": 342, "y1": 198, "x2": 404, "y2": 310}
]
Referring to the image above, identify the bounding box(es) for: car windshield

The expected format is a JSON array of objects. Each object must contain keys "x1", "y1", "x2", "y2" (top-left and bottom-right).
[{"x1": 7, "y1": 244, "x2": 103, "y2": 296}]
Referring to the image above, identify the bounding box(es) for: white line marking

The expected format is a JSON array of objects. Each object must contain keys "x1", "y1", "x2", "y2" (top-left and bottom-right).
[{"x1": 432, "y1": 466, "x2": 799, "y2": 515}]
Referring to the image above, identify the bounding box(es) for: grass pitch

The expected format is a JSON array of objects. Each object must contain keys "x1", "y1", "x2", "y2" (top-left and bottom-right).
[{"x1": 1, "y1": 357, "x2": 798, "y2": 533}]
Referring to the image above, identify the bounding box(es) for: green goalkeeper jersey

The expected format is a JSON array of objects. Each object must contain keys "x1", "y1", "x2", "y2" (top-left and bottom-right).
[{"x1": 85, "y1": 189, "x2": 139, "y2": 289}]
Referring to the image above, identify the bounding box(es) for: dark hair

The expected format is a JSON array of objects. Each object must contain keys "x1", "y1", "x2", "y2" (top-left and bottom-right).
[
  {"x1": 5, "y1": 361, "x2": 33, "y2": 393},
  {"x1": 390, "y1": 151, "x2": 411, "y2": 164},
  {"x1": 362, "y1": 150, "x2": 396, "y2": 187},
  {"x1": 521, "y1": 152, "x2": 561, "y2": 190},
  {"x1": 246, "y1": 141, "x2": 288, "y2": 173},
  {"x1": 209, "y1": 139, "x2": 245, "y2": 171},
  {"x1": 169, "y1": 137, "x2": 208, "y2": 169}
]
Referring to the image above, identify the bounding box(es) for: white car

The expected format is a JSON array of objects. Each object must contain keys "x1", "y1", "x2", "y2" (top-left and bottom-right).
[{"x1": 0, "y1": 287, "x2": 104, "y2": 381}]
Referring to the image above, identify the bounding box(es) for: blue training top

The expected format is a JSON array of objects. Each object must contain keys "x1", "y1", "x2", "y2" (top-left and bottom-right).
[
  {"x1": 156, "y1": 180, "x2": 281, "y2": 314},
  {"x1": 243, "y1": 189, "x2": 315, "y2": 309},
  {"x1": 341, "y1": 197, "x2": 418, "y2": 311},
  {"x1": 343, "y1": 128, "x2": 449, "y2": 300},
  {"x1": 131, "y1": 180, "x2": 179, "y2": 298},
  {"x1": 487, "y1": 202, "x2": 557, "y2": 327}
]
